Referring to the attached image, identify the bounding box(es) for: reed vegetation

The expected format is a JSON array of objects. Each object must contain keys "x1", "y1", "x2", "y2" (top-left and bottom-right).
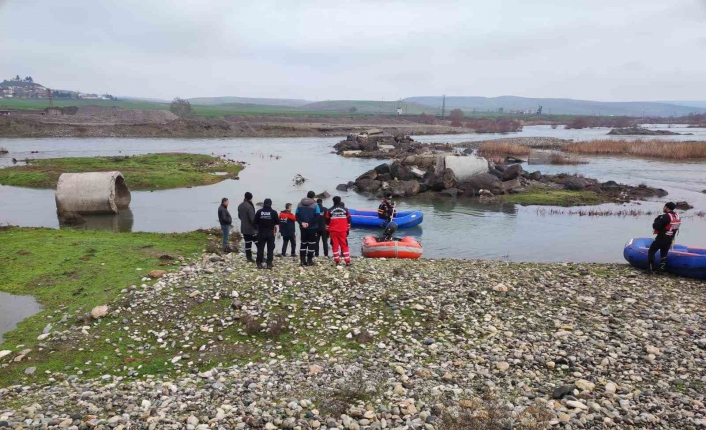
[
  {"x1": 562, "y1": 139, "x2": 706, "y2": 159},
  {"x1": 477, "y1": 140, "x2": 531, "y2": 158}
]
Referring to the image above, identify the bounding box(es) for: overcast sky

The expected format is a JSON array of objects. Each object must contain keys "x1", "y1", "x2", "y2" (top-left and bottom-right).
[{"x1": 1, "y1": 0, "x2": 705, "y2": 101}]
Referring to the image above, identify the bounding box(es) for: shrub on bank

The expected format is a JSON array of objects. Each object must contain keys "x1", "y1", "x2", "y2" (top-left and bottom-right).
[
  {"x1": 477, "y1": 140, "x2": 531, "y2": 158},
  {"x1": 465, "y1": 118, "x2": 522, "y2": 133}
]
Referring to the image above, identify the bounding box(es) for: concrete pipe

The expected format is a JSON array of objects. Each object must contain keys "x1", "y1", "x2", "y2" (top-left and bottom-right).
[{"x1": 55, "y1": 171, "x2": 131, "y2": 215}]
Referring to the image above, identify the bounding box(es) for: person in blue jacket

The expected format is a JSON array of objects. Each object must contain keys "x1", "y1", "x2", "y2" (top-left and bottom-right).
[{"x1": 295, "y1": 191, "x2": 321, "y2": 267}]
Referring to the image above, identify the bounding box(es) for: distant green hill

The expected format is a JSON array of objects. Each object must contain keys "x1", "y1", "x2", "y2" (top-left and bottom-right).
[
  {"x1": 188, "y1": 96, "x2": 311, "y2": 107},
  {"x1": 403, "y1": 96, "x2": 706, "y2": 117},
  {"x1": 298, "y1": 100, "x2": 439, "y2": 115}
]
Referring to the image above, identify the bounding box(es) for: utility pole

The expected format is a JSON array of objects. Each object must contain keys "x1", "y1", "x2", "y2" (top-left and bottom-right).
[{"x1": 441, "y1": 94, "x2": 446, "y2": 119}]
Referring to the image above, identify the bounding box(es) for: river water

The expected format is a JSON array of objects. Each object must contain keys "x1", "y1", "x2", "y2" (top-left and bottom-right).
[{"x1": 1, "y1": 125, "x2": 705, "y2": 264}]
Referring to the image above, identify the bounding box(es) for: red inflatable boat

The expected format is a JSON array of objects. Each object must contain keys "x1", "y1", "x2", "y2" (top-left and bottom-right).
[{"x1": 361, "y1": 236, "x2": 423, "y2": 259}]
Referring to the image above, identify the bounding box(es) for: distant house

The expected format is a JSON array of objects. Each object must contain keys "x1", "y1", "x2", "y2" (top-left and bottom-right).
[
  {"x1": 0, "y1": 80, "x2": 46, "y2": 98},
  {"x1": 0, "y1": 110, "x2": 11, "y2": 116}
]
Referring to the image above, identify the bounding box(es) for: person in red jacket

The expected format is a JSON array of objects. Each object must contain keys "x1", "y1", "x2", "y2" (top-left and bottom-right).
[{"x1": 326, "y1": 196, "x2": 352, "y2": 266}]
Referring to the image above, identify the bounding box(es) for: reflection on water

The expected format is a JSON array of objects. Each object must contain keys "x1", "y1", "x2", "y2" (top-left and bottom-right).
[
  {"x1": 1, "y1": 126, "x2": 705, "y2": 263},
  {"x1": 0, "y1": 291, "x2": 42, "y2": 344},
  {"x1": 68, "y1": 209, "x2": 135, "y2": 232}
]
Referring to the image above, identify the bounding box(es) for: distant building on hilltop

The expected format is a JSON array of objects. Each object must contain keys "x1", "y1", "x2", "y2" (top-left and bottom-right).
[{"x1": 0, "y1": 79, "x2": 47, "y2": 98}]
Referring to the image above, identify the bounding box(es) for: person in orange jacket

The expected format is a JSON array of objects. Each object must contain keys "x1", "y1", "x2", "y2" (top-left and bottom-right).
[{"x1": 326, "y1": 196, "x2": 352, "y2": 266}]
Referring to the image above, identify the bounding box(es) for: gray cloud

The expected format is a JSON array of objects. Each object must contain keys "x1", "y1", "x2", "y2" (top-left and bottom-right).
[{"x1": 1, "y1": 0, "x2": 704, "y2": 101}]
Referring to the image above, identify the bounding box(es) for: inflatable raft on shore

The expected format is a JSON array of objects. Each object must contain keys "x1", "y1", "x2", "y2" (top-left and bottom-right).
[
  {"x1": 623, "y1": 237, "x2": 706, "y2": 279},
  {"x1": 349, "y1": 209, "x2": 423, "y2": 229},
  {"x1": 361, "y1": 236, "x2": 422, "y2": 259}
]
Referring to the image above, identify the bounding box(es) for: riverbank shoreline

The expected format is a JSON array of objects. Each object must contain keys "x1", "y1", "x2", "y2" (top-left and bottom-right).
[
  {"x1": 0, "y1": 116, "x2": 465, "y2": 139},
  {"x1": 1, "y1": 227, "x2": 704, "y2": 429}
]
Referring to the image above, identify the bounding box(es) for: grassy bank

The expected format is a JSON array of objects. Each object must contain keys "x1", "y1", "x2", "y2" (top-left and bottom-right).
[
  {"x1": 0, "y1": 153, "x2": 243, "y2": 190},
  {"x1": 0, "y1": 227, "x2": 213, "y2": 386},
  {"x1": 563, "y1": 139, "x2": 706, "y2": 159},
  {"x1": 503, "y1": 186, "x2": 607, "y2": 206}
]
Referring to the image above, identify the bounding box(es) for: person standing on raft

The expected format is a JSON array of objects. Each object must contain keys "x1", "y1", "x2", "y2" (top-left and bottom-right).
[
  {"x1": 296, "y1": 191, "x2": 321, "y2": 267},
  {"x1": 326, "y1": 196, "x2": 352, "y2": 266},
  {"x1": 648, "y1": 202, "x2": 681, "y2": 273},
  {"x1": 238, "y1": 192, "x2": 257, "y2": 263},
  {"x1": 377, "y1": 193, "x2": 395, "y2": 223}
]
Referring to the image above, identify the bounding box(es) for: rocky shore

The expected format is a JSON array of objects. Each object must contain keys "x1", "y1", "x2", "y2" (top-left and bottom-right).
[
  {"x1": 607, "y1": 127, "x2": 683, "y2": 136},
  {"x1": 342, "y1": 157, "x2": 668, "y2": 206},
  {"x1": 1, "y1": 254, "x2": 704, "y2": 429}
]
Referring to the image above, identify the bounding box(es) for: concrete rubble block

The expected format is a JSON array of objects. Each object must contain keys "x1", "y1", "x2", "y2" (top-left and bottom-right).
[
  {"x1": 55, "y1": 171, "x2": 131, "y2": 215},
  {"x1": 463, "y1": 173, "x2": 504, "y2": 195},
  {"x1": 442, "y1": 155, "x2": 490, "y2": 181}
]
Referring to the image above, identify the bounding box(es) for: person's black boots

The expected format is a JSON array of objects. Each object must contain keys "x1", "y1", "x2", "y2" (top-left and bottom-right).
[
  {"x1": 246, "y1": 250, "x2": 254, "y2": 263},
  {"x1": 267, "y1": 262, "x2": 273, "y2": 270},
  {"x1": 307, "y1": 255, "x2": 315, "y2": 266},
  {"x1": 659, "y1": 257, "x2": 668, "y2": 274},
  {"x1": 300, "y1": 255, "x2": 306, "y2": 266}
]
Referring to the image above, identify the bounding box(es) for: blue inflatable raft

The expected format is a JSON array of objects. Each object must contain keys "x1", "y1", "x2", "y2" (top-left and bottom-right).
[
  {"x1": 349, "y1": 209, "x2": 423, "y2": 229},
  {"x1": 623, "y1": 237, "x2": 706, "y2": 279}
]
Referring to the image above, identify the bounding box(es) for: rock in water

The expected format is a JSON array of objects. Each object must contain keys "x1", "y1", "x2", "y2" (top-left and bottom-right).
[{"x1": 91, "y1": 305, "x2": 108, "y2": 319}]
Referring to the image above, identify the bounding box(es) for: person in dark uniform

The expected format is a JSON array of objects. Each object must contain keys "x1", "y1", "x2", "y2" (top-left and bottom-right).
[
  {"x1": 254, "y1": 198, "x2": 280, "y2": 269},
  {"x1": 217, "y1": 197, "x2": 233, "y2": 252},
  {"x1": 279, "y1": 203, "x2": 297, "y2": 257},
  {"x1": 315, "y1": 198, "x2": 329, "y2": 258},
  {"x1": 237, "y1": 192, "x2": 257, "y2": 262},
  {"x1": 648, "y1": 202, "x2": 681, "y2": 273},
  {"x1": 377, "y1": 193, "x2": 395, "y2": 223},
  {"x1": 295, "y1": 191, "x2": 321, "y2": 267}
]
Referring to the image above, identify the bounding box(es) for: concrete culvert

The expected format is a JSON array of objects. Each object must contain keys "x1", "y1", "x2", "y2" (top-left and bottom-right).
[{"x1": 55, "y1": 171, "x2": 131, "y2": 215}]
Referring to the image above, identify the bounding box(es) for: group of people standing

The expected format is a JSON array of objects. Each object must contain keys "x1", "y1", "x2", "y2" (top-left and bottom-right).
[{"x1": 218, "y1": 191, "x2": 352, "y2": 269}]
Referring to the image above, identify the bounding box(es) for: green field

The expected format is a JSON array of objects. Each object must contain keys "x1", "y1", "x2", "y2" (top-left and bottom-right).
[
  {"x1": 0, "y1": 153, "x2": 243, "y2": 190},
  {"x1": 0, "y1": 96, "x2": 587, "y2": 121},
  {"x1": 0, "y1": 227, "x2": 212, "y2": 386}
]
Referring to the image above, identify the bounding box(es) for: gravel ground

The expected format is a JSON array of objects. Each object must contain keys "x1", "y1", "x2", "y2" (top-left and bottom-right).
[{"x1": 1, "y1": 254, "x2": 705, "y2": 429}]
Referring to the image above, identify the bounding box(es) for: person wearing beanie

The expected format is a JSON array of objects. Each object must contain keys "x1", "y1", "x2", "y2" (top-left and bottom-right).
[
  {"x1": 648, "y1": 202, "x2": 681, "y2": 273},
  {"x1": 326, "y1": 196, "x2": 352, "y2": 266},
  {"x1": 254, "y1": 198, "x2": 280, "y2": 269},
  {"x1": 315, "y1": 198, "x2": 330, "y2": 258},
  {"x1": 295, "y1": 191, "x2": 321, "y2": 266},
  {"x1": 237, "y1": 192, "x2": 257, "y2": 262}
]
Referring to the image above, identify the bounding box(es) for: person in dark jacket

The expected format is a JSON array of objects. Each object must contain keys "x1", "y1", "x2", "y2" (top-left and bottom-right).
[
  {"x1": 254, "y1": 198, "x2": 280, "y2": 269},
  {"x1": 648, "y1": 202, "x2": 681, "y2": 273},
  {"x1": 217, "y1": 197, "x2": 233, "y2": 252},
  {"x1": 377, "y1": 193, "x2": 395, "y2": 223},
  {"x1": 279, "y1": 203, "x2": 297, "y2": 257},
  {"x1": 315, "y1": 198, "x2": 329, "y2": 258},
  {"x1": 295, "y1": 191, "x2": 321, "y2": 266},
  {"x1": 237, "y1": 192, "x2": 257, "y2": 262}
]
